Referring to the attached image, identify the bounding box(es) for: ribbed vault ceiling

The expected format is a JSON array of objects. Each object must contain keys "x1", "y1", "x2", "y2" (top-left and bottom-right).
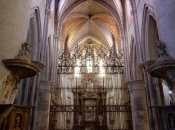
[{"x1": 59, "y1": 0, "x2": 123, "y2": 53}]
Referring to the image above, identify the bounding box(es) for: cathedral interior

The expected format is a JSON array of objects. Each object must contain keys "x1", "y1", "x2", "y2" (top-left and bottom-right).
[{"x1": 0, "y1": 0, "x2": 175, "y2": 130}]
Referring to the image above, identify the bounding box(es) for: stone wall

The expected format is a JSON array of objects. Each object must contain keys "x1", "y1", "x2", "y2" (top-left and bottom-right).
[{"x1": 0, "y1": 0, "x2": 32, "y2": 81}]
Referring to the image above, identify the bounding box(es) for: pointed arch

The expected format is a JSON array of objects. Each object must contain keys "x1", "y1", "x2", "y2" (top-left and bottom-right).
[
  {"x1": 141, "y1": 5, "x2": 158, "y2": 62},
  {"x1": 57, "y1": 0, "x2": 124, "y2": 38},
  {"x1": 129, "y1": 36, "x2": 143, "y2": 81},
  {"x1": 28, "y1": 6, "x2": 42, "y2": 61}
]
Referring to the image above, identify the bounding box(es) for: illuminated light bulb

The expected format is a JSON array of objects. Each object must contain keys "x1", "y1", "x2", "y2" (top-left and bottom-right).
[{"x1": 169, "y1": 90, "x2": 172, "y2": 94}]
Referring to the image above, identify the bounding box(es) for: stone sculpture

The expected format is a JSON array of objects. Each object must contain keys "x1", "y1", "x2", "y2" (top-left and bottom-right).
[
  {"x1": 78, "y1": 114, "x2": 82, "y2": 125},
  {"x1": 155, "y1": 40, "x2": 173, "y2": 62},
  {"x1": 98, "y1": 114, "x2": 103, "y2": 126},
  {"x1": 15, "y1": 42, "x2": 32, "y2": 61}
]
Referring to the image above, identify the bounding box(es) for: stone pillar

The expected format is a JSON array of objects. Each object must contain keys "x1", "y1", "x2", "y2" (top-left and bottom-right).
[
  {"x1": 141, "y1": 62, "x2": 163, "y2": 130},
  {"x1": 154, "y1": 0, "x2": 175, "y2": 58},
  {"x1": 34, "y1": 81, "x2": 56, "y2": 130},
  {"x1": 41, "y1": 7, "x2": 51, "y2": 63},
  {"x1": 131, "y1": 7, "x2": 143, "y2": 64},
  {"x1": 126, "y1": 80, "x2": 150, "y2": 130}
]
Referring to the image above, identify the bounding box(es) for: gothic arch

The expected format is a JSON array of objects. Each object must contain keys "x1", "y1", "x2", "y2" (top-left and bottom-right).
[
  {"x1": 28, "y1": 7, "x2": 42, "y2": 61},
  {"x1": 57, "y1": 0, "x2": 124, "y2": 40},
  {"x1": 57, "y1": 0, "x2": 86, "y2": 36},
  {"x1": 128, "y1": 36, "x2": 143, "y2": 81},
  {"x1": 141, "y1": 5, "x2": 158, "y2": 62},
  {"x1": 69, "y1": 34, "x2": 109, "y2": 51},
  {"x1": 94, "y1": 0, "x2": 124, "y2": 36},
  {"x1": 61, "y1": 18, "x2": 87, "y2": 46},
  {"x1": 128, "y1": 0, "x2": 143, "y2": 64}
]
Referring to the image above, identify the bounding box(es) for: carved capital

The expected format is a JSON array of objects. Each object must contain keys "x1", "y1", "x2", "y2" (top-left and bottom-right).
[
  {"x1": 39, "y1": 81, "x2": 57, "y2": 91},
  {"x1": 45, "y1": 8, "x2": 50, "y2": 15},
  {"x1": 58, "y1": 25, "x2": 62, "y2": 31},
  {"x1": 30, "y1": 10, "x2": 35, "y2": 18},
  {"x1": 125, "y1": 80, "x2": 145, "y2": 92}
]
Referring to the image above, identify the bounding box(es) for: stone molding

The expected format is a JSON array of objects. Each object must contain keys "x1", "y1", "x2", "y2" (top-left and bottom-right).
[
  {"x1": 30, "y1": 7, "x2": 39, "y2": 18},
  {"x1": 129, "y1": 0, "x2": 144, "y2": 64},
  {"x1": 125, "y1": 80, "x2": 145, "y2": 92},
  {"x1": 45, "y1": 8, "x2": 50, "y2": 15},
  {"x1": 131, "y1": 8, "x2": 137, "y2": 15},
  {"x1": 39, "y1": 81, "x2": 57, "y2": 91}
]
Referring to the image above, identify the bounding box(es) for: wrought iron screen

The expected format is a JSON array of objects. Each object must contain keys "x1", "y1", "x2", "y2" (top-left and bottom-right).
[
  {"x1": 51, "y1": 39, "x2": 132, "y2": 130},
  {"x1": 49, "y1": 105, "x2": 132, "y2": 130}
]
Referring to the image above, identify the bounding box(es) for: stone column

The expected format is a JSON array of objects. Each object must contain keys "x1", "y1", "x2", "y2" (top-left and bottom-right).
[
  {"x1": 154, "y1": 0, "x2": 175, "y2": 58},
  {"x1": 126, "y1": 80, "x2": 150, "y2": 130},
  {"x1": 131, "y1": 7, "x2": 143, "y2": 64},
  {"x1": 34, "y1": 81, "x2": 56, "y2": 130},
  {"x1": 41, "y1": 7, "x2": 51, "y2": 63},
  {"x1": 141, "y1": 62, "x2": 163, "y2": 130}
]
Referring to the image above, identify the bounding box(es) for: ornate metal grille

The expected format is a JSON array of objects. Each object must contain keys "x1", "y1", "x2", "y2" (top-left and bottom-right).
[
  {"x1": 52, "y1": 39, "x2": 131, "y2": 130},
  {"x1": 57, "y1": 39, "x2": 124, "y2": 74},
  {"x1": 50, "y1": 105, "x2": 132, "y2": 130},
  {"x1": 50, "y1": 105, "x2": 131, "y2": 112}
]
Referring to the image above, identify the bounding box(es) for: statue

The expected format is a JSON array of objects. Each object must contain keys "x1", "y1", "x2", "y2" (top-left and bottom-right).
[
  {"x1": 155, "y1": 40, "x2": 173, "y2": 62},
  {"x1": 168, "y1": 113, "x2": 175, "y2": 129},
  {"x1": 15, "y1": 114, "x2": 22, "y2": 128},
  {"x1": 66, "y1": 113, "x2": 71, "y2": 121},
  {"x1": 110, "y1": 113, "x2": 114, "y2": 121},
  {"x1": 87, "y1": 79, "x2": 94, "y2": 91},
  {"x1": 15, "y1": 42, "x2": 32, "y2": 61},
  {"x1": 85, "y1": 111, "x2": 93, "y2": 121},
  {"x1": 78, "y1": 114, "x2": 82, "y2": 125},
  {"x1": 98, "y1": 114, "x2": 103, "y2": 126}
]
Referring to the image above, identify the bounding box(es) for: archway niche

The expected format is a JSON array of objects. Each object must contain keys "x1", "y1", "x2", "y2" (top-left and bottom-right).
[{"x1": 147, "y1": 16, "x2": 159, "y2": 61}]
